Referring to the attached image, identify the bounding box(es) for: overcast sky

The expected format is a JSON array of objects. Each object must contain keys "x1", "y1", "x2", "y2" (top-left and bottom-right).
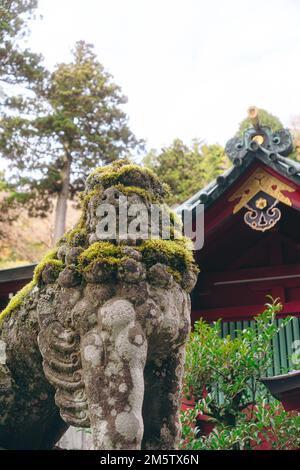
[{"x1": 27, "y1": 0, "x2": 300, "y2": 150}]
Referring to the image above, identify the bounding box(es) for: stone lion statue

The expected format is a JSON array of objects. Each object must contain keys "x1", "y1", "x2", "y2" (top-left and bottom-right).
[{"x1": 0, "y1": 160, "x2": 198, "y2": 450}]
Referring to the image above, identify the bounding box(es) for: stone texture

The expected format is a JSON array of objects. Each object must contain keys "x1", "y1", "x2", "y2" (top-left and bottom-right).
[{"x1": 0, "y1": 162, "x2": 197, "y2": 450}]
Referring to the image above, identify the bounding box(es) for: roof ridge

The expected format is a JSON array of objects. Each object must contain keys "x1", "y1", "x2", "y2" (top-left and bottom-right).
[{"x1": 177, "y1": 126, "x2": 300, "y2": 214}]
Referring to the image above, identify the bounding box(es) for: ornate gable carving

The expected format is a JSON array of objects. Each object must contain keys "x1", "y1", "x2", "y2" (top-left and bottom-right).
[{"x1": 229, "y1": 168, "x2": 295, "y2": 232}]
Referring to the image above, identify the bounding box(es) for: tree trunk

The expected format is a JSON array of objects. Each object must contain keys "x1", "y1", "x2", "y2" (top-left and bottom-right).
[{"x1": 53, "y1": 155, "x2": 71, "y2": 243}]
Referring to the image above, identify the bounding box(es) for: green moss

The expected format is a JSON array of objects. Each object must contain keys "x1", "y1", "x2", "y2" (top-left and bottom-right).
[
  {"x1": 79, "y1": 187, "x2": 102, "y2": 210},
  {"x1": 0, "y1": 235, "x2": 197, "y2": 324},
  {"x1": 78, "y1": 237, "x2": 197, "y2": 281},
  {"x1": 165, "y1": 267, "x2": 182, "y2": 283},
  {"x1": 79, "y1": 241, "x2": 122, "y2": 263},
  {"x1": 58, "y1": 223, "x2": 89, "y2": 248},
  {"x1": 77, "y1": 242, "x2": 128, "y2": 279},
  {"x1": 35, "y1": 259, "x2": 64, "y2": 284},
  {"x1": 138, "y1": 238, "x2": 197, "y2": 274},
  {"x1": 0, "y1": 280, "x2": 36, "y2": 324},
  {"x1": 173, "y1": 236, "x2": 195, "y2": 252},
  {"x1": 165, "y1": 209, "x2": 184, "y2": 240},
  {"x1": 0, "y1": 158, "x2": 197, "y2": 323},
  {"x1": 76, "y1": 162, "x2": 174, "y2": 233},
  {"x1": 87, "y1": 160, "x2": 168, "y2": 196},
  {"x1": 77, "y1": 188, "x2": 104, "y2": 228},
  {"x1": 78, "y1": 241, "x2": 127, "y2": 269},
  {"x1": 33, "y1": 250, "x2": 64, "y2": 284},
  {"x1": 78, "y1": 183, "x2": 163, "y2": 232},
  {"x1": 169, "y1": 209, "x2": 183, "y2": 230},
  {"x1": 168, "y1": 227, "x2": 184, "y2": 241},
  {"x1": 56, "y1": 234, "x2": 68, "y2": 247},
  {"x1": 113, "y1": 184, "x2": 160, "y2": 203},
  {"x1": 65, "y1": 227, "x2": 88, "y2": 247},
  {"x1": 0, "y1": 248, "x2": 65, "y2": 323}
]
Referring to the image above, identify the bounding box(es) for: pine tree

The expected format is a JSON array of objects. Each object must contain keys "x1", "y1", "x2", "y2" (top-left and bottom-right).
[
  {"x1": 0, "y1": 0, "x2": 44, "y2": 87},
  {"x1": 0, "y1": 41, "x2": 142, "y2": 241}
]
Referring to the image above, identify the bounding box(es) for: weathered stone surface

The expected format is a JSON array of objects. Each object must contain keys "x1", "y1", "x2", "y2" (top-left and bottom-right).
[
  {"x1": 181, "y1": 269, "x2": 198, "y2": 293},
  {"x1": 58, "y1": 266, "x2": 82, "y2": 288},
  {"x1": 121, "y1": 247, "x2": 142, "y2": 261},
  {"x1": 41, "y1": 264, "x2": 61, "y2": 285},
  {"x1": 0, "y1": 161, "x2": 197, "y2": 450},
  {"x1": 57, "y1": 244, "x2": 68, "y2": 262},
  {"x1": 65, "y1": 247, "x2": 84, "y2": 266},
  {"x1": 117, "y1": 259, "x2": 146, "y2": 283},
  {"x1": 83, "y1": 262, "x2": 112, "y2": 284},
  {"x1": 148, "y1": 263, "x2": 173, "y2": 287},
  {"x1": 88, "y1": 233, "x2": 99, "y2": 245}
]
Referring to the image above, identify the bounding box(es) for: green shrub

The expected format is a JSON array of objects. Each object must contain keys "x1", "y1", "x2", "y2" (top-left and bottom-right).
[{"x1": 180, "y1": 300, "x2": 300, "y2": 450}]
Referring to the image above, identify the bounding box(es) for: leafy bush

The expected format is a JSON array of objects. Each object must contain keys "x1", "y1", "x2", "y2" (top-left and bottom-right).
[{"x1": 180, "y1": 300, "x2": 300, "y2": 450}]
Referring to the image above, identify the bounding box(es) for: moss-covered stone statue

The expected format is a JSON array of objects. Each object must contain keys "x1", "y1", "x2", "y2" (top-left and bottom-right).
[{"x1": 0, "y1": 160, "x2": 198, "y2": 450}]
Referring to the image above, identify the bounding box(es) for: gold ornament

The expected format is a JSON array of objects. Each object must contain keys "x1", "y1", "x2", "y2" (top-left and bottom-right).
[
  {"x1": 255, "y1": 197, "x2": 267, "y2": 210},
  {"x1": 229, "y1": 168, "x2": 295, "y2": 214},
  {"x1": 252, "y1": 135, "x2": 264, "y2": 145}
]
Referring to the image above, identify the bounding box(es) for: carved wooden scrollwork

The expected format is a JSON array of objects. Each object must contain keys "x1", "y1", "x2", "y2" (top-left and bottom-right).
[
  {"x1": 225, "y1": 126, "x2": 294, "y2": 166},
  {"x1": 243, "y1": 193, "x2": 281, "y2": 232},
  {"x1": 229, "y1": 168, "x2": 295, "y2": 232}
]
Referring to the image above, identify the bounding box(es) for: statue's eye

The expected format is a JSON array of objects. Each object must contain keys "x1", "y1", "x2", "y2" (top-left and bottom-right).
[
  {"x1": 273, "y1": 136, "x2": 280, "y2": 144},
  {"x1": 236, "y1": 142, "x2": 243, "y2": 150}
]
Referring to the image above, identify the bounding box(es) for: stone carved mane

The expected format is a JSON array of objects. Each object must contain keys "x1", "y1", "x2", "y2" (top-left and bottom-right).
[{"x1": 0, "y1": 160, "x2": 198, "y2": 450}]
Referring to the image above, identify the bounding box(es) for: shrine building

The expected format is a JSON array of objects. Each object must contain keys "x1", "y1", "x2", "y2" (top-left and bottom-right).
[
  {"x1": 177, "y1": 111, "x2": 300, "y2": 375},
  {"x1": 1, "y1": 111, "x2": 300, "y2": 375}
]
